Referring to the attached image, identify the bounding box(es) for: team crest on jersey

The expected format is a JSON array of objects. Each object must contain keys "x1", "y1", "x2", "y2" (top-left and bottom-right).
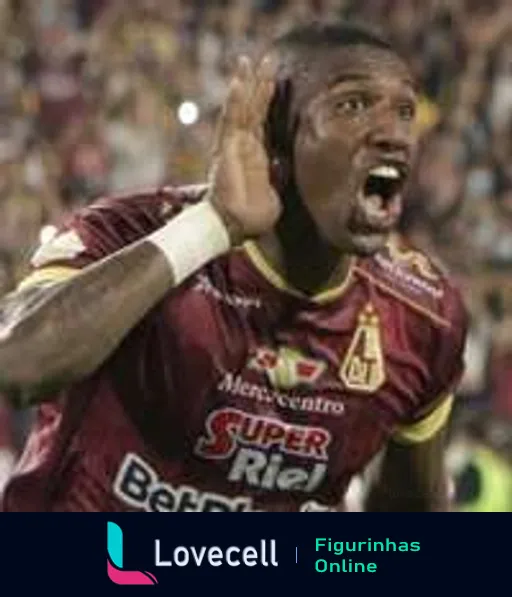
[
  {"x1": 248, "y1": 347, "x2": 326, "y2": 390},
  {"x1": 339, "y1": 303, "x2": 386, "y2": 393}
]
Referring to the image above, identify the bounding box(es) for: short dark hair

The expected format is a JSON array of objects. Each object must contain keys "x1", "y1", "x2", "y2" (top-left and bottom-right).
[{"x1": 272, "y1": 21, "x2": 394, "y2": 55}]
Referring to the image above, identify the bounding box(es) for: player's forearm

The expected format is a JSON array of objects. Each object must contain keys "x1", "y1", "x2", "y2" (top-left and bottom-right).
[
  {"x1": 364, "y1": 437, "x2": 449, "y2": 512},
  {"x1": 0, "y1": 200, "x2": 232, "y2": 406},
  {"x1": 0, "y1": 241, "x2": 176, "y2": 405}
]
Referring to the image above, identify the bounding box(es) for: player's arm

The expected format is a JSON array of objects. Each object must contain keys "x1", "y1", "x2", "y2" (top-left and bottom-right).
[
  {"x1": 0, "y1": 56, "x2": 280, "y2": 407},
  {"x1": 366, "y1": 290, "x2": 468, "y2": 513},
  {"x1": 0, "y1": 243, "x2": 179, "y2": 403},
  {"x1": 365, "y1": 407, "x2": 451, "y2": 512}
]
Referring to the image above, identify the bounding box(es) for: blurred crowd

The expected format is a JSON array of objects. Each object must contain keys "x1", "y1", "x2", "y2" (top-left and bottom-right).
[{"x1": 0, "y1": 0, "x2": 510, "y2": 510}]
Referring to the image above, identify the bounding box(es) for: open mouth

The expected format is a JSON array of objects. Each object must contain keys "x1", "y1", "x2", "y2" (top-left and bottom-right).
[{"x1": 357, "y1": 164, "x2": 407, "y2": 223}]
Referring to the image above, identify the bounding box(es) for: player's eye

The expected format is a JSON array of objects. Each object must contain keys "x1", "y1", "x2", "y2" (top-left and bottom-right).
[
  {"x1": 335, "y1": 95, "x2": 371, "y2": 116},
  {"x1": 398, "y1": 102, "x2": 416, "y2": 122}
]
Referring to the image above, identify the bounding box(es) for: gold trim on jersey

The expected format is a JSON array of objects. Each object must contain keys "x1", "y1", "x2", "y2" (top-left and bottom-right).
[
  {"x1": 386, "y1": 235, "x2": 440, "y2": 282},
  {"x1": 243, "y1": 241, "x2": 355, "y2": 304},
  {"x1": 392, "y1": 393, "x2": 454, "y2": 444},
  {"x1": 17, "y1": 266, "x2": 80, "y2": 290},
  {"x1": 354, "y1": 266, "x2": 451, "y2": 329},
  {"x1": 339, "y1": 302, "x2": 386, "y2": 392}
]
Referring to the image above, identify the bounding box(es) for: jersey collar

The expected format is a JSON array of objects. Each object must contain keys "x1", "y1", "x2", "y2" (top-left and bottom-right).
[{"x1": 242, "y1": 241, "x2": 355, "y2": 304}]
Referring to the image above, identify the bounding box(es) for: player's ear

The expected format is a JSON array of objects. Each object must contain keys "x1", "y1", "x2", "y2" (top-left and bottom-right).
[
  {"x1": 269, "y1": 156, "x2": 291, "y2": 196},
  {"x1": 265, "y1": 77, "x2": 294, "y2": 197}
]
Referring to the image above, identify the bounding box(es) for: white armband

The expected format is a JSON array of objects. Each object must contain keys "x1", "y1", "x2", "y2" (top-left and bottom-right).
[{"x1": 147, "y1": 200, "x2": 231, "y2": 285}]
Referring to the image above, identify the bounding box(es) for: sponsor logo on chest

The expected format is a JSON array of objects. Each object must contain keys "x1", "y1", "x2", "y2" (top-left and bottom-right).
[
  {"x1": 113, "y1": 452, "x2": 261, "y2": 512},
  {"x1": 248, "y1": 347, "x2": 326, "y2": 389},
  {"x1": 112, "y1": 453, "x2": 336, "y2": 512},
  {"x1": 194, "y1": 408, "x2": 331, "y2": 493}
]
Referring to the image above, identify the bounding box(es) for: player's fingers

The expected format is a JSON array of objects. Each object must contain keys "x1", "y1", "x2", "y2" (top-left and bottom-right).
[
  {"x1": 229, "y1": 55, "x2": 254, "y2": 129},
  {"x1": 236, "y1": 55, "x2": 257, "y2": 131},
  {"x1": 211, "y1": 62, "x2": 248, "y2": 157},
  {"x1": 236, "y1": 54, "x2": 253, "y2": 85},
  {"x1": 214, "y1": 55, "x2": 254, "y2": 152},
  {"x1": 248, "y1": 55, "x2": 278, "y2": 131},
  {"x1": 224, "y1": 78, "x2": 246, "y2": 133},
  {"x1": 211, "y1": 77, "x2": 242, "y2": 160}
]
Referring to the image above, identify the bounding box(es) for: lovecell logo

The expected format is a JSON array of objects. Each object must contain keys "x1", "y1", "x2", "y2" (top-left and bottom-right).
[{"x1": 107, "y1": 522, "x2": 158, "y2": 585}]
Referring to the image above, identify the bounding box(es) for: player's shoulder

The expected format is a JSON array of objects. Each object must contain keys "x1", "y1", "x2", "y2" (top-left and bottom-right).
[
  {"x1": 29, "y1": 183, "x2": 211, "y2": 270},
  {"x1": 355, "y1": 234, "x2": 467, "y2": 332},
  {"x1": 71, "y1": 183, "x2": 212, "y2": 244},
  {"x1": 84, "y1": 183, "x2": 209, "y2": 223}
]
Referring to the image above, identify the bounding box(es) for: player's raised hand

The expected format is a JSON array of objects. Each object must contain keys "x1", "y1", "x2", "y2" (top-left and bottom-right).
[{"x1": 207, "y1": 54, "x2": 281, "y2": 246}]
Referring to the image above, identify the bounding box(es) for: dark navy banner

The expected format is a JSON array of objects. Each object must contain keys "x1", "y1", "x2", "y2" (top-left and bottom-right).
[{"x1": 0, "y1": 515, "x2": 505, "y2": 595}]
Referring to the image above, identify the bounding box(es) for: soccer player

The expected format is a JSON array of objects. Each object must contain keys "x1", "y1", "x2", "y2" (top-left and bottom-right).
[{"x1": 0, "y1": 23, "x2": 467, "y2": 512}]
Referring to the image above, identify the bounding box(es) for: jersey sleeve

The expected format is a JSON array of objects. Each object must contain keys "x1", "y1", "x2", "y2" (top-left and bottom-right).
[
  {"x1": 18, "y1": 187, "x2": 199, "y2": 290},
  {"x1": 392, "y1": 285, "x2": 469, "y2": 444}
]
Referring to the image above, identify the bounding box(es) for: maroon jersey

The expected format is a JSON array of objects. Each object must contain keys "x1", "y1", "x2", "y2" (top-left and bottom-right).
[{"x1": 1, "y1": 186, "x2": 468, "y2": 512}]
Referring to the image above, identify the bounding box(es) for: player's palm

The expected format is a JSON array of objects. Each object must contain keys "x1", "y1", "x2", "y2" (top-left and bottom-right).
[{"x1": 208, "y1": 56, "x2": 281, "y2": 245}]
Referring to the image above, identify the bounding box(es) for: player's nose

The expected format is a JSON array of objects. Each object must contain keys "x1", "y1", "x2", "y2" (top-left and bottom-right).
[
  {"x1": 367, "y1": 126, "x2": 413, "y2": 157},
  {"x1": 366, "y1": 112, "x2": 414, "y2": 157}
]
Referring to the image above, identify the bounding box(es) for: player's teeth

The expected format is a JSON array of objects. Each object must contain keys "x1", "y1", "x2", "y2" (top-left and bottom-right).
[{"x1": 369, "y1": 165, "x2": 400, "y2": 179}]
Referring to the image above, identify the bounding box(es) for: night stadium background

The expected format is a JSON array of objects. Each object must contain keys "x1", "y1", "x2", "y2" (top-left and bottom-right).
[{"x1": 0, "y1": 0, "x2": 510, "y2": 511}]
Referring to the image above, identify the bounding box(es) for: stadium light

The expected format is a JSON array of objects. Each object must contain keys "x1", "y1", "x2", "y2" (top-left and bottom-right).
[{"x1": 177, "y1": 101, "x2": 199, "y2": 126}]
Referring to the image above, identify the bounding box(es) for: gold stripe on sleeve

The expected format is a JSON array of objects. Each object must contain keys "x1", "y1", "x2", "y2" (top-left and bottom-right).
[
  {"x1": 17, "y1": 266, "x2": 81, "y2": 290},
  {"x1": 392, "y1": 393, "x2": 454, "y2": 444}
]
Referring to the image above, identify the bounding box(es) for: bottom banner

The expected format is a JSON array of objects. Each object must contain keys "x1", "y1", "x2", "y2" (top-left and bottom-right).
[{"x1": 0, "y1": 514, "x2": 506, "y2": 594}]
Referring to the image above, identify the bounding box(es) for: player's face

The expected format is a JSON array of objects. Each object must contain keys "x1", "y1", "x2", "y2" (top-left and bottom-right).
[{"x1": 293, "y1": 46, "x2": 418, "y2": 255}]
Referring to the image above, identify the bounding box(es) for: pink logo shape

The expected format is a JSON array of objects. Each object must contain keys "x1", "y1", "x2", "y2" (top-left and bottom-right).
[
  {"x1": 107, "y1": 522, "x2": 158, "y2": 585},
  {"x1": 107, "y1": 559, "x2": 158, "y2": 585}
]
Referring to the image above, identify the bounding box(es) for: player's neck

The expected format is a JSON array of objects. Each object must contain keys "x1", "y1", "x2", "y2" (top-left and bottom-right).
[{"x1": 253, "y1": 227, "x2": 352, "y2": 298}]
